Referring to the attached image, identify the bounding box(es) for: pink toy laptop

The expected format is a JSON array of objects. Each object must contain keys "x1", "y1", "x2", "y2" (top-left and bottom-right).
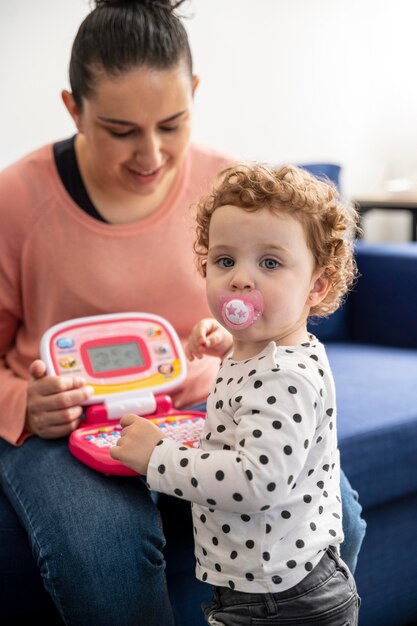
[{"x1": 40, "y1": 313, "x2": 205, "y2": 476}]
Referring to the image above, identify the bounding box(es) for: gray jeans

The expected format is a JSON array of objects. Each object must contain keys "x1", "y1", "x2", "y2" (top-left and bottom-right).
[{"x1": 202, "y1": 546, "x2": 359, "y2": 626}]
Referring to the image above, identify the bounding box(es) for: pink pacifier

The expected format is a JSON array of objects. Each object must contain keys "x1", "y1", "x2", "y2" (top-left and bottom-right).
[{"x1": 217, "y1": 290, "x2": 264, "y2": 330}]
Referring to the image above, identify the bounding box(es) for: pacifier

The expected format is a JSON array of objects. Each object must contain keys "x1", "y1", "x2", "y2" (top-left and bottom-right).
[{"x1": 217, "y1": 290, "x2": 264, "y2": 330}]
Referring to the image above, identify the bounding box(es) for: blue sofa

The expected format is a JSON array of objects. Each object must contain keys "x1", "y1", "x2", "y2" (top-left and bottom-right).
[
  {"x1": 313, "y1": 243, "x2": 417, "y2": 626},
  {"x1": 2, "y1": 242, "x2": 417, "y2": 625}
]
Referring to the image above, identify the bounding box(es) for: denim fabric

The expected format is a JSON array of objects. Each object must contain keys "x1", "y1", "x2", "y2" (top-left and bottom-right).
[
  {"x1": 339, "y1": 469, "x2": 366, "y2": 573},
  {"x1": 202, "y1": 547, "x2": 360, "y2": 626},
  {"x1": 189, "y1": 402, "x2": 366, "y2": 576},
  {"x1": 0, "y1": 437, "x2": 175, "y2": 626}
]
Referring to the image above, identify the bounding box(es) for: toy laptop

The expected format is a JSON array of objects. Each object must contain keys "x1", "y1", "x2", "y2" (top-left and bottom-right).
[{"x1": 40, "y1": 313, "x2": 205, "y2": 476}]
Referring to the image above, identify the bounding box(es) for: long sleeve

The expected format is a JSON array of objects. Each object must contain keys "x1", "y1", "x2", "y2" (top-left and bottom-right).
[
  {"x1": 148, "y1": 368, "x2": 320, "y2": 513},
  {"x1": 0, "y1": 361, "x2": 29, "y2": 444},
  {"x1": 0, "y1": 163, "x2": 30, "y2": 443}
]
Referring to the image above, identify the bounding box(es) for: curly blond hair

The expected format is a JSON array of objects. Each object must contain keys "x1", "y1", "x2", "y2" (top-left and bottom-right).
[{"x1": 194, "y1": 163, "x2": 359, "y2": 317}]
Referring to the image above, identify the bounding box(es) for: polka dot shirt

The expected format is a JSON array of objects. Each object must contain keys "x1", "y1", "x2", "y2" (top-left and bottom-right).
[{"x1": 147, "y1": 338, "x2": 343, "y2": 593}]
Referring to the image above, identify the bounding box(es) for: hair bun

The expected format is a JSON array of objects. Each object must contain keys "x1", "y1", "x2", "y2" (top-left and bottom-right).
[{"x1": 95, "y1": 0, "x2": 185, "y2": 10}]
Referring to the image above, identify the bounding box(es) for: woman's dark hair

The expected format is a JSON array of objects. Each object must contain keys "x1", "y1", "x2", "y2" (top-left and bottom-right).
[{"x1": 69, "y1": 0, "x2": 193, "y2": 108}]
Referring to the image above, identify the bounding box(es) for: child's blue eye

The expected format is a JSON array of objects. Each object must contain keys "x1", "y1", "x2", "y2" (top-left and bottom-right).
[
  {"x1": 261, "y1": 258, "x2": 279, "y2": 269},
  {"x1": 217, "y1": 257, "x2": 234, "y2": 268}
]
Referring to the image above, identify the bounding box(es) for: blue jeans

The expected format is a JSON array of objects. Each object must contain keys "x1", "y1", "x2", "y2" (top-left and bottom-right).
[
  {"x1": 0, "y1": 437, "x2": 175, "y2": 626},
  {"x1": 339, "y1": 468, "x2": 367, "y2": 573},
  {"x1": 202, "y1": 547, "x2": 360, "y2": 625},
  {"x1": 190, "y1": 402, "x2": 366, "y2": 576}
]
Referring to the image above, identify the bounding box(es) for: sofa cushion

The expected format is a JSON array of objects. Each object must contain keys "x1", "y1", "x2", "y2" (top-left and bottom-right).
[
  {"x1": 327, "y1": 343, "x2": 417, "y2": 509},
  {"x1": 352, "y1": 242, "x2": 417, "y2": 349}
]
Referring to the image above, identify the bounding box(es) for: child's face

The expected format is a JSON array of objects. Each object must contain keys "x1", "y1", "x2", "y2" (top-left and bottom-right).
[{"x1": 206, "y1": 205, "x2": 327, "y2": 353}]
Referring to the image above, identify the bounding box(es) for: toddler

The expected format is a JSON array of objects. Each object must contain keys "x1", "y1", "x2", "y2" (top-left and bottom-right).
[{"x1": 111, "y1": 163, "x2": 360, "y2": 625}]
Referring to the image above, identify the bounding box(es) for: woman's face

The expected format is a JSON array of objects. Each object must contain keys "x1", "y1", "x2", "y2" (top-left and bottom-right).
[{"x1": 64, "y1": 64, "x2": 197, "y2": 200}]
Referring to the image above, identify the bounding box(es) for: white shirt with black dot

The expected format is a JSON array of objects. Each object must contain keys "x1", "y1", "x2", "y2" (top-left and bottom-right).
[{"x1": 147, "y1": 338, "x2": 343, "y2": 593}]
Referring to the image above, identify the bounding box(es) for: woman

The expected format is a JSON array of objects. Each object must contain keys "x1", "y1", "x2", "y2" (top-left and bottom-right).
[{"x1": 0, "y1": 1, "x2": 365, "y2": 624}]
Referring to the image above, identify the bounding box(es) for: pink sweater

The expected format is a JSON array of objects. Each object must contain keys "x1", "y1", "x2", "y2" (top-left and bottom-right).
[{"x1": 0, "y1": 142, "x2": 232, "y2": 444}]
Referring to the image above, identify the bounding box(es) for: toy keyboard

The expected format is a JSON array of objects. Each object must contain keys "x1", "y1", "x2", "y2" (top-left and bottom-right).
[{"x1": 69, "y1": 413, "x2": 205, "y2": 476}]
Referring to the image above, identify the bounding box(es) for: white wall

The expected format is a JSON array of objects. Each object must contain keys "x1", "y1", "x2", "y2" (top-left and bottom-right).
[{"x1": 2, "y1": 0, "x2": 417, "y2": 240}]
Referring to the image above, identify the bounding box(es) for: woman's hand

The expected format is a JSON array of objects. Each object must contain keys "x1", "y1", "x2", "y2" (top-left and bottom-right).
[
  {"x1": 25, "y1": 359, "x2": 94, "y2": 439},
  {"x1": 110, "y1": 413, "x2": 164, "y2": 475},
  {"x1": 185, "y1": 318, "x2": 233, "y2": 361}
]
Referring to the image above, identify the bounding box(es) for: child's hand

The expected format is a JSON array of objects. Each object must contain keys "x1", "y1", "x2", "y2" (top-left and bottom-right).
[
  {"x1": 110, "y1": 413, "x2": 164, "y2": 475},
  {"x1": 185, "y1": 318, "x2": 233, "y2": 361}
]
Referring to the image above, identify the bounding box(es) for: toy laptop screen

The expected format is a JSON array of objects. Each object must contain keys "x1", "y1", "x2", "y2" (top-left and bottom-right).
[{"x1": 87, "y1": 341, "x2": 144, "y2": 373}]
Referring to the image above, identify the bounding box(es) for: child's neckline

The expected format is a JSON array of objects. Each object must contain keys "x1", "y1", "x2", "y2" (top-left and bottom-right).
[{"x1": 227, "y1": 335, "x2": 317, "y2": 364}]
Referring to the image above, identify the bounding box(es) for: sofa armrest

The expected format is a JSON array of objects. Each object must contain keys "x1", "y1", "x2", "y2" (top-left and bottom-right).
[{"x1": 351, "y1": 242, "x2": 417, "y2": 348}]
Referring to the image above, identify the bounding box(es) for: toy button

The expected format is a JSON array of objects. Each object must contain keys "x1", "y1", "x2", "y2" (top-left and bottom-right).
[
  {"x1": 57, "y1": 337, "x2": 75, "y2": 349},
  {"x1": 158, "y1": 363, "x2": 174, "y2": 375},
  {"x1": 154, "y1": 345, "x2": 169, "y2": 355},
  {"x1": 59, "y1": 357, "x2": 77, "y2": 369},
  {"x1": 146, "y1": 326, "x2": 162, "y2": 337}
]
